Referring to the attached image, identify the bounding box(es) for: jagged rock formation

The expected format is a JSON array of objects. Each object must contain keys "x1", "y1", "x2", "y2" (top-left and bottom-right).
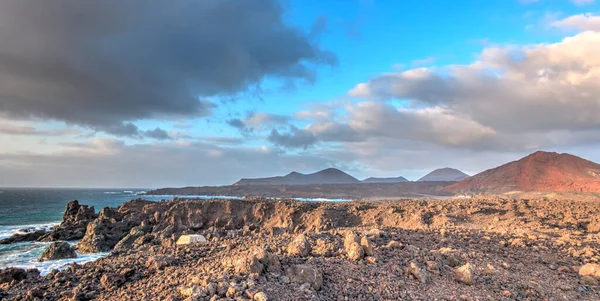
[
  {"x1": 39, "y1": 200, "x2": 98, "y2": 242},
  {"x1": 76, "y1": 199, "x2": 153, "y2": 253},
  {"x1": 417, "y1": 168, "x2": 469, "y2": 182},
  {"x1": 445, "y1": 151, "x2": 600, "y2": 193},
  {"x1": 39, "y1": 242, "x2": 77, "y2": 261},
  {"x1": 0, "y1": 229, "x2": 47, "y2": 244},
  {"x1": 233, "y1": 168, "x2": 360, "y2": 185}
]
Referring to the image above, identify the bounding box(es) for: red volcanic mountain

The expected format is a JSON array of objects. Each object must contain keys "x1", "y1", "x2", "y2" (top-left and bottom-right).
[{"x1": 445, "y1": 151, "x2": 600, "y2": 193}]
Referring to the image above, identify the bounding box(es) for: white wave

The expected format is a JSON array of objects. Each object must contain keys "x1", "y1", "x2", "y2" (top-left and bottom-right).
[
  {"x1": 0, "y1": 241, "x2": 107, "y2": 276},
  {"x1": 0, "y1": 222, "x2": 60, "y2": 240},
  {"x1": 123, "y1": 190, "x2": 134, "y2": 194}
]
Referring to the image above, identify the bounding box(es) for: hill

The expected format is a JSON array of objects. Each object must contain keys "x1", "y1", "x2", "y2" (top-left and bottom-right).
[
  {"x1": 234, "y1": 168, "x2": 360, "y2": 186},
  {"x1": 417, "y1": 168, "x2": 469, "y2": 182},
  {"x1": 362, "y1": 176, "x2": 409, "y2": 183},
  {"x1": 445, "y1": 151, "x2": 600, "y2": 193}
]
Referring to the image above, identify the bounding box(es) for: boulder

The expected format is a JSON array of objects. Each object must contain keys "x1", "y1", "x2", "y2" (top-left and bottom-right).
[
  {"x1": 455, "y1": 263, "x2": 475, "y2": 285},
  {"x1": 407, "y1": 261, "x2": 426, "y2": 283},
  {"x1": 346, "y1": 242, "x2": 364, "y2": 260},
  {"x1": 114, "y1": 227, "x2": 147, "y2": 251},
  {"x1": 344, "y1": 232, "x2": 360, "y2": 250},
  {"x1": 287, "y1": 234, "x2": 312, "y2": 257},
  {"x1": 100, "y1": 273, "x2": 126, "y2": 290},
  {"x1": 0, "y1": 268, "x2": 27, "y2": 284},
  {"x1": 234, "y1": 255, "x2": 264, "y2": 275},
  {"x1": 39, "y1": 200, "x2": 97, "y2": 242},
  {"x1": 253, "y1": 292, "x2": 268, "y2": 301},
  {"x1": 579, "y1": 263, "x2": 600, "y2": 279},
  {"x1": 360, "y1": 236, "x2": 375, "y2": 256},
  {"x1": 146, "y1": 255, "x2": 177, "y2": 271},
  {"x1": 286, "y1": 264, "x2": 323, "y2": 290},
  {"x1": 179, "y1": 284, "x2": 204, "y2": 298},
  {"x1": 39, "y1": 242, "x2": 77, "y2": 261},
  {"x1": 175, "y1": 234, "x2": 207, "y2": 245}
]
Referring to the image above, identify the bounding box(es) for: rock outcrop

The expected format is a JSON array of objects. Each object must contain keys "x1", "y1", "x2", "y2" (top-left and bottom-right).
[
  {"x1": 76, "y1": 200, "x2": 152, "y2": 253},
  {"x1": 39, "y1": 200, "x2": 97, "y2": 242},
  {"x1": 39, "y1": 242, "x2": 77, "y2": 261},
  {"x1": 0, "y1": 229, "x2": 47, "y2": 244},
  {"x1": 0, "y1": 268, "x2": 39, "y2": 284}
]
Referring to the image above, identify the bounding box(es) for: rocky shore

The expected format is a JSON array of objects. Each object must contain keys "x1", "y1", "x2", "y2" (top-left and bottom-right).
[{"x1": 2, "y1": 196, "x2": 600, "y2": 300}]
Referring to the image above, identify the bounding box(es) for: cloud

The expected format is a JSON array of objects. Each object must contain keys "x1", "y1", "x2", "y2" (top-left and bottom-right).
[
  {"x1": 0, "y1": 138, "x2": 334, "y2": 187},
  {"x1": 227, "y1": 112, "x2": 290, "y2": 136},
  {"x1": 0, "y1": 0, "x2": 335, "y2": 135},
  {"x1": 143, "y1": 128, "x2": 172, "y2": 140},
  {"x1": 0, "y1": 122, "x2": 80, "y2": 136},
  {"x1": 309, "y1": 27, "x2": 600, "y2": 152},
  {"x1": 552, "y1": 13, "x2": 600, "y2": 31},
  {"x1": 267, "y1": 126, "x2": 318, "y2": 149}
]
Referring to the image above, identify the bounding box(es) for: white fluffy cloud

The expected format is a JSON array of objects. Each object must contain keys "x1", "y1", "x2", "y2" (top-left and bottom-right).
[
  {"x1": 335, "y1": 28, "x2": 600, "y2": 152},
  {"x1": 552, "y1": 13, "x2": 600, "y2": 31}
]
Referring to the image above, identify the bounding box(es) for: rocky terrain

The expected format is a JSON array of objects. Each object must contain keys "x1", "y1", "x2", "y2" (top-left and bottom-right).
[
  {"x1": 147, "y1": 181, "x2": 454, "y2": 199},
  {"x1": 446, "y1": 151, "x2": 600, "y2": 194},
  {"x1": 2, "y1": 196, "x2": 600, "y2": 300},
  {"x1": 417, "y1": 168, "x2": 470, "y2": 182}
]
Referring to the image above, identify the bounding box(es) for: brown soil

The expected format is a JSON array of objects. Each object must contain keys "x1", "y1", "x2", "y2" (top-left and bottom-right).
[
  {"x1": 446, "y1": 151, "x2": 600, "y2": 194},
  {"x1": 3, "y1": 196, "x2": 600, "y2": 300}
]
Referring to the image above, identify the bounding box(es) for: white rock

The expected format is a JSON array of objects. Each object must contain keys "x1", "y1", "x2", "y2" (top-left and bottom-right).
[{"x1": 176, "y1": 234, "x2": 207, "y2": 245}]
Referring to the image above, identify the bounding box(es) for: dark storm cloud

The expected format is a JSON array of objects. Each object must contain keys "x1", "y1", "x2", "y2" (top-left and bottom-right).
[
  {"x1": 143, "y1": 128, "x2": 172, "y2": 140},
  {"x1": 0, "y1": 0, "x2": 336, "y2": 134},
  {"x1": 268, "y1": 126, "x2": 317, "y2": 149}
]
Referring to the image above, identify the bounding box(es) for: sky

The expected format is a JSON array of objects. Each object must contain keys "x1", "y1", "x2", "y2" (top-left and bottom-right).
[{"x1": 1, "y1": 0, "x2": 600, "y2": 188}]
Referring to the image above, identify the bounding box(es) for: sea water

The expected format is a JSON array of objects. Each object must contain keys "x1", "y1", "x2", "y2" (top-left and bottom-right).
[{"x1": 0, "y1": 188, "x2": 348, "y2": 274}]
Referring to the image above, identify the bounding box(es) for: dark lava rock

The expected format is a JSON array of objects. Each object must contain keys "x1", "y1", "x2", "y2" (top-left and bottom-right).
[
  {"x1": 0, "y1": 268, "x2": 39, "y2": 284},
  {"x1": 39, "y1": 242, "x2": 77, "y2": 261},
  {"x1": 76, "y1": 200, "x2": 152, "y2": 253},
  {"x1": 39, "y1": 200, "x2": 97, "y2": 242},
  {"x1": 0, "y1": 229, "x2": 47, "y2": 244}
]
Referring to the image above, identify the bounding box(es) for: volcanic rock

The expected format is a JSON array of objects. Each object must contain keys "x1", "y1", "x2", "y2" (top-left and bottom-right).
[
  {"x1": 100, "y1": 273, "x2": 126, "y2": 290},
  {"x1": 360, "y1": 236, "x2": 375, "y2": 256},
  {"x1": 0, "y1": 268, "x2": 27, "y2": 284},
  {"x1": 76, "y1": 200, "x2": 152, "y2": 253},
  {"x1": 580, "y1": 263, "x2": 600, "y2": 279},
  {"x1": 0, "y1": 229, "x2": 47, "y2": 244},
  {"x1": 39, "y1": 242, "x2": 77, "y2": 261},
  {"x1": 287, "y1": 234, "x2": 312, "y2": 257},
  {"x1": 455, "y1": 263, "x2": 475, "y2": 285},
  {"x1": 38, "y1": 200, "x2": 97, "y2": 242},
  {"x1": 407, "y1": 261, "x2": 427, "y2": 283},
  {"x1": 286, "y1": 264, "x2": 323, "y2": 290}
]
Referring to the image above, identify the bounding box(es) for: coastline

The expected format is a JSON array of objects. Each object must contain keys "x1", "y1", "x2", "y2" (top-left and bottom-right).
[{"x1": 1, "y1": 196, "x2": 600, "y2": 300}]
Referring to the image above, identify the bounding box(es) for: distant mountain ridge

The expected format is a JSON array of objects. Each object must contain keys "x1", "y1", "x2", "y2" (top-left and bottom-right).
[
  {"x1": 362, "y1": 176, "x2": 409, "y2": 183},
  {"x1": 234, "y1": 168, "x2": 360, "y2": 186},
  {"x1": 445, "y1": 151, "x2": 600, "y2": 193},
  {"x1": 417, "y1": 168, "x2": 469, "y2": 182}
]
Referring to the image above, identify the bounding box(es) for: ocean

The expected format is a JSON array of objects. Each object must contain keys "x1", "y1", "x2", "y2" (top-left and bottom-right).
[
  {"x1": 0, "y1": 188, "x2": 348, "y2": 275},
  {"x1": 0, "y1": 188, "x2": 241, "y2": 275}
]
